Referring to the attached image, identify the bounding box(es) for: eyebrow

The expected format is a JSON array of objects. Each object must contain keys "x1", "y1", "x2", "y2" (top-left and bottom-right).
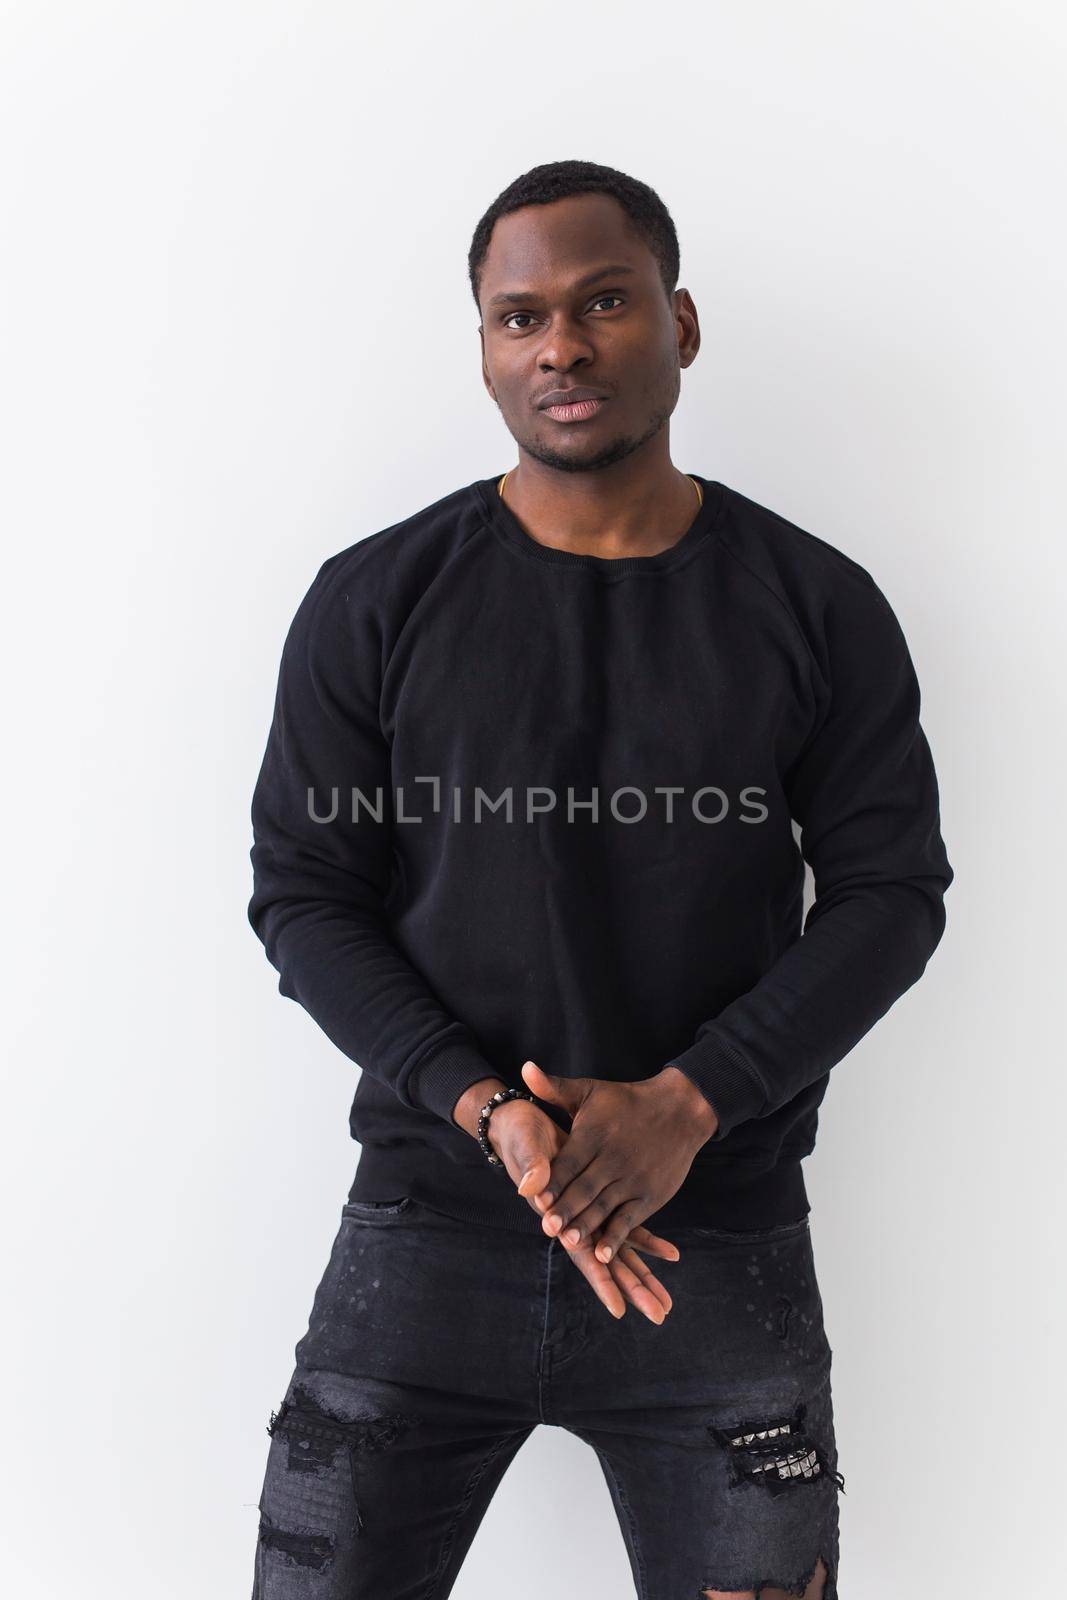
[{"x1": 486, "y1": 263, "x2": 637, "y2": 309}]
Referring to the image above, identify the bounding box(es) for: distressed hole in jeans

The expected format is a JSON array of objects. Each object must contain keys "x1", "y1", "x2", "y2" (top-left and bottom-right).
[
  {"x1": 701, "y1": 1549, "x2": 830, "y2": 1598},
  {"x1": 263, "y1": 1384, "x2": 423, "y2": 1540},
  {"x1": 257, "y1": 1516, "x2": 336, "y2": 1574},
  {"x1": 707, "y1": 1399, "x2": 846, "y2": 1499}
]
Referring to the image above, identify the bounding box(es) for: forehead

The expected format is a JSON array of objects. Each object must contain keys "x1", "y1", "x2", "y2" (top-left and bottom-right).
[{"x1": 480, "y1": 194, "x2": 653, "y2": 297}]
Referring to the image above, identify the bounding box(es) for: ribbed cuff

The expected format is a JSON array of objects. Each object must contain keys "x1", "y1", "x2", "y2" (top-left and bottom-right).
[
  {"x1": 405, "y1": 1039, "x2": 500, "y2": 1127},
  {"x1": 664, "y1": 1030, "x2": 766, "y2": 1141}
]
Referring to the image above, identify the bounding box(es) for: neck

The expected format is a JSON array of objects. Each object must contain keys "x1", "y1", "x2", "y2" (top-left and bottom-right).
[{"x1": 498, "y1": 456, "x2": 702, "y2": 561}]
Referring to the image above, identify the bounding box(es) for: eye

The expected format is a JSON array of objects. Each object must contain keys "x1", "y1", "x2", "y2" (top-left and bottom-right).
[{"x1": 501, "y1": 295, "x2": 625, "y2": 332}]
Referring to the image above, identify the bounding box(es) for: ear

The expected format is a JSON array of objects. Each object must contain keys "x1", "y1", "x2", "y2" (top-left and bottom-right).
[{"x1": 480, "y1": 335, "x2": 496, "y2": 401}]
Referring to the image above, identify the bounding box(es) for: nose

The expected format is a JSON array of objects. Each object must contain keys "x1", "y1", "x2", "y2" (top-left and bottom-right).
[{"x1": 536, "y1": 314, "x2": 596, "y2": 372}]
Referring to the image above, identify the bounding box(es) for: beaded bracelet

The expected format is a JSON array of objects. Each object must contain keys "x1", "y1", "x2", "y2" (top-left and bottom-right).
[{"x1": 477, "y1": 1086, "x2": 534, "y2": 1167}]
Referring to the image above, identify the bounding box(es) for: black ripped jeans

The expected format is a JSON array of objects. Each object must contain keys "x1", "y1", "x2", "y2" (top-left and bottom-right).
[{"x1": 251, "y1": 1195, "x2": 844, "y2": 1600}]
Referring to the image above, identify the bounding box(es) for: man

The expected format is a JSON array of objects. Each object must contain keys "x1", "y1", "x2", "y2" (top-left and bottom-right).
[{"x1": 247, "y1": 159, "x2": 952, "y2": 1600}]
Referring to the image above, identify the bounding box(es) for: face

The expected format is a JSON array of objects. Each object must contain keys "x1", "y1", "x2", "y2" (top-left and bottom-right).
[{"x1": 478, "y1": 193, "x2": 700, "y2": 473}]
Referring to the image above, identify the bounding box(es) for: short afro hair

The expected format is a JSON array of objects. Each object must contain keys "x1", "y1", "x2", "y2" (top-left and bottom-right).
[{"x1": 468, "y1": 159, "x2": 680, "y2": 317}]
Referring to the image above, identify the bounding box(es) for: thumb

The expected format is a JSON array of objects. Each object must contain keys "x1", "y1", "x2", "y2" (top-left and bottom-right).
[
  {"x1": 521, "y1": 1059, "x2": 584, "y2": 1112},
  {"x1": 516, "y1": 1151, "x2": 552, "y2": 1200},
  {"x1": 500, "y1": 1109, "x2": 555, "y2": 1197}
]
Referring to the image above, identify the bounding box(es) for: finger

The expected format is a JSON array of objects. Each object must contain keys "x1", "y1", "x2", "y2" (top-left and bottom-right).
[
  {"x1": 590, "y1": 1224, "x2": 679, "y2": 1262},
  {"x1": 530, "y1": 1116, "x2": 599, "y2": 1209},
  {"x1": 606, "y1": 1252, "x2": 668, "y2": 1323},
  {"x1": 516, "y1": 1129, "x2": 568, "y2": 1220},
  {"x1": 539, "y1": 1154, "x2": 605, "y2": 1236},
  {"x1": 516, "y1": 1153, "x2": 552, "y2": 1201},
  {"x1": 534, "y1": 1145, "x2": 595, "y2": 1213},
  {"x1": 591, "y1": 1203, "x2": 655, "y2": 1264},
  {"x1": 520, "y1": 1060, "x2": 585, "y2": 1117},
  {"x1": 558, "y1": 1231, "x2": 669, "y2": 1326},
  {"x1": 566, "y1": 1244, "x2": 627, "y2": 1320},
  {"x1": 621, "y1": 1224, "x2": 681, "y2": 1262},
  {"x1": 554, "y1": 1181, "x2": 634, "y2": 1249},
  {"x1": 613, "y1": 1244, "x2": 673, "y2": 1312},
  {"x1": 566, "y1": 1203, "x2": 652, "y2": 1260},
  {"x1": 609, "y1": 1245, "x2": 671, "y2": 1322},
  {"x1": 505, "y1": 1115, "x2": 563, "y2": 1207}
]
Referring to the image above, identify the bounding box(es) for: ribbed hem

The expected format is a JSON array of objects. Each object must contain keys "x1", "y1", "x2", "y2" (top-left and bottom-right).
[
  {"x1": 348, "y1": 1140, "x2": 810, "y2": 1236},
  {"x1": 664, "y1": 1031, "x2": 767, "y2": 1142},
  {"x1": 405, "y1": 1039, "x2": 500, "y2": 1126}
]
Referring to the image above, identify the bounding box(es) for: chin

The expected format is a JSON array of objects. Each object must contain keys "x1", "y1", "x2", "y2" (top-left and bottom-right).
[{"x1": 520, "y1": 434, "x2": 637, "y2": 474}]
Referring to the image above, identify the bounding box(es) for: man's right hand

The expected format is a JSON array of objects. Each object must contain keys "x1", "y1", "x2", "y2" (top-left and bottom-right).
[{"x1": 474, "y1": 1088, "x2": 681, "y2": 1325}]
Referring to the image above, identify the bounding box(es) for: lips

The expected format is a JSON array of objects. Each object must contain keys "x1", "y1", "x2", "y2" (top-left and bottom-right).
[{"x1": 541, "y1": 396, "x2": 607, "y2": 424}]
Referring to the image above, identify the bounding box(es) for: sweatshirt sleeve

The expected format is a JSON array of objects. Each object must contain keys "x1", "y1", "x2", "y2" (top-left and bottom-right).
[
  {"x1": 664, "y1": 565, "x2": 954, "y2": 1141},
  {"x1": 247, "y1": 553, "x2": 500, "y2": 1126}
]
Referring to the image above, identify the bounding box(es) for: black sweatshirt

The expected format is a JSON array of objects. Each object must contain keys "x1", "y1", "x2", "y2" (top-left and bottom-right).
[{"x1": 247, "y1": 474, "x2": 953, "y2": 1235}]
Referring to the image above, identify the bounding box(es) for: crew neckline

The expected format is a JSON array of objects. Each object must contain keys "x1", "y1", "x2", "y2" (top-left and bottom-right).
[{"x1": 471, "y1": 473, "x2": 725, "y2": 576}]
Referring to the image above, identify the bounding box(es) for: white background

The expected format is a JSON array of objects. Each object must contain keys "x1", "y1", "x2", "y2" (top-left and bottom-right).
[{"x1": 2, "y1": 2, "x2": 1063, "y2": 1594}]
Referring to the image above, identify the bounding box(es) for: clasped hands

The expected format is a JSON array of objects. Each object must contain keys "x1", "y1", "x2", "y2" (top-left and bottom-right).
[{"x1": 486, "y1": 1058, "x2": 718, "y2": 1325}]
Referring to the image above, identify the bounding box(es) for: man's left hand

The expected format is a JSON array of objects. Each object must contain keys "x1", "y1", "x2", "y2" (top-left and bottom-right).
[{"x1": 520, "y1": 1059, "x2": 719, "y2": 1264}]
